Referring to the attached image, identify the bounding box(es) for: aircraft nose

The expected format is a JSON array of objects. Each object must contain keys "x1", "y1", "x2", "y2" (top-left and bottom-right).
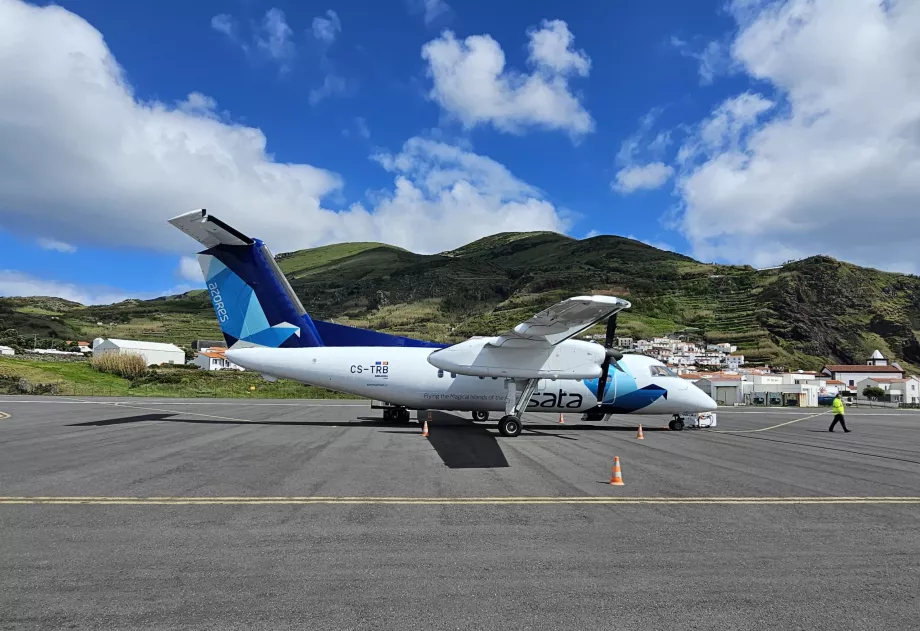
[{"x1": 693, "y1": 385, "x2": 718, "y2": 411}]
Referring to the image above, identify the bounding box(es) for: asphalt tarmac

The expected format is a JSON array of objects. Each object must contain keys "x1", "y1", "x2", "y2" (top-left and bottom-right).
[{"x1": 2, "y1": 397, "x2": 919, "y2": 630}]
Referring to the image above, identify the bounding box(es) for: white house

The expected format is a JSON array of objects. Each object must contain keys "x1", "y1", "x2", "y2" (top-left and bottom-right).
[
  {"x1": 856, "y1": 376, "x2": 920, "y2": 404},
  {"x1": 822, "y1": 351, "x2": 904, "y2": 389},
  {"x1": 192, "y1": 347, "x2": 244, "y2": 371},
  {"x1": 0, "y1": 345, "x2": 14, "y2": 356},
  {"x1": 92, "y1": 338, "x2": 185, "y2": 366},
  {"x1": 724, "y1": 354, "x2": 745, "y2": 371}
]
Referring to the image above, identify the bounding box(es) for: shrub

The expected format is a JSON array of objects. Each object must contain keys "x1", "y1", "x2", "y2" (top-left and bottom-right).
[{"x1": 91, "y1": 352, "x2": 149, "y2": 379}]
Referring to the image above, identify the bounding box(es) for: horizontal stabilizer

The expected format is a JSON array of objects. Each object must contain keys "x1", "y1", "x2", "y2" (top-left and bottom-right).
[{"x1": 168, "y1": 209, "x2": 253, "y2": 248}]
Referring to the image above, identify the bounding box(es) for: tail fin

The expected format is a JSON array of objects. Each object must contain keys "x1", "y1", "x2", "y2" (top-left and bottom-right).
[{"x1": 169, "y1": 210, "x2": 323, "y2": 349}]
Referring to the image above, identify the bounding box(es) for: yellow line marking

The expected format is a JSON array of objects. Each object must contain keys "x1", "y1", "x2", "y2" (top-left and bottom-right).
[
  {"x1": 2, "y1": 496, "x2": 920, "y2": 505},
  {"x1": 706, "y1": 411, "x2": 829, "y2": 433}
]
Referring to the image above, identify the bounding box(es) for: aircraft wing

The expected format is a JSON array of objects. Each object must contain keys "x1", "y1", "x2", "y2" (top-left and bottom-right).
[
  {"x1": 490, "y1": 295, "x2": 631, "y2": 347},
  {"x1": 426, "y1": 295, "x2": 631, "y2": 379}
]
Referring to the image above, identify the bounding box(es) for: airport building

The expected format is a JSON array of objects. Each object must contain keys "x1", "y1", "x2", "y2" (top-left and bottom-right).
[
  {"x1": 0, "y1": 345, "x2": 14, "y2": 356},
  {"x1": 92, "y1": 338, "x2": 185, "y2": 366}
]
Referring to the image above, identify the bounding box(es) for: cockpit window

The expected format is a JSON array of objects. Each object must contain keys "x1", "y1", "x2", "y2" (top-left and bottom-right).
[{"x1": 650, "y1": 365, "x2": 677, "y2": 377}]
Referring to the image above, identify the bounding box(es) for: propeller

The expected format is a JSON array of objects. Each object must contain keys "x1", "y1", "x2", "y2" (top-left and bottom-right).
[{"x1": 596, "y1": 312, "x2": 624, "y2": 401}]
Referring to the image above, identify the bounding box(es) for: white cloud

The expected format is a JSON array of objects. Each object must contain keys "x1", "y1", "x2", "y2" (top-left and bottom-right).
[
  {"x1": 255, "y1": 8, "x2": 294, "y2": 65},
  {"x1": 0, "y1": 0, "x2": 568, "y2": 264},
  {"x1": 176, "y1": 256, "x2": 203, "y2": 283},
  {"x1": 613, "y1": 108, "x2": 676, "y2": 193},
  {"x1": 311, "y1": 9, "x2": 341, "y2": 45},
  {"x1": 0, "y1": 270, "x2": 192, "y2": 306},
  {"x1": 210, "y1": 14, "x2": 236, "y2": 39},
  {"x1": 671, "y1": 36, "x2": 730, "y2": 85},
  {"x1": 612, "y1": 162, "x2": 675, "y2": 194},
  {"x1": 355, "y1": 117, "x2": 370, "y2": 139},
  {"x1": 211, "y1": 8, "x2": 294, "y2": 70},
  {"x1": 37, "y1": 237, "x2": 76, "y2": 253},
  {"x1": 309, "y1": 74, "x2": 348, "y2": 105},
  {"x1": 409, "y1": 0, "x2": 451, "y2": 25},
  {"x1": 675, "y1": 0, "x2": 920, "y2": 273},
  {"x1": 352, "y1": 137, "x2": 569, "y2": 253},
  {"x1": 421, "y1": 20, "x2": 594, "y2": 137}
]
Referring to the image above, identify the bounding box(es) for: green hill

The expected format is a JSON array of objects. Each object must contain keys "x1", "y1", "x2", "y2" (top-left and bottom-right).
[{"x1": 2, "y1": 235, "x2": 919, "y2": 372}]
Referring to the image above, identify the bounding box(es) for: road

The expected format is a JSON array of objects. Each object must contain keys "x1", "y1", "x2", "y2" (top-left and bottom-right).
[{"x1": 1, "y1": 398, "x2": 919, "y2": 629}]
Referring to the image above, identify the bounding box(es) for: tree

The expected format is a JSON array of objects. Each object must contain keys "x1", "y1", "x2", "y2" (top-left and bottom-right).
[{"x1": 862, "y1": 385, "x2": 885, "y2": 399}]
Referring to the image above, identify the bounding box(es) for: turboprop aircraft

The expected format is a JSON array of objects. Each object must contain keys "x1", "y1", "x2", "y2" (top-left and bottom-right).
[{"x1": 169, "y1": 209, "x2": 717, "y2": 437}]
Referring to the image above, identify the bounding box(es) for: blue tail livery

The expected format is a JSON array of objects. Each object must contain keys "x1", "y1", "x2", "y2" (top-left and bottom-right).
[{"x1": 169, "y1": 209, "x2": 445, "y2": 350}]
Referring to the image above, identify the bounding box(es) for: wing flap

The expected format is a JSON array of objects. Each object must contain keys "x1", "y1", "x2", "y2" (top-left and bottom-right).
[{"x1": 491, "y1": 295, "x2": 630, "y2": 347}]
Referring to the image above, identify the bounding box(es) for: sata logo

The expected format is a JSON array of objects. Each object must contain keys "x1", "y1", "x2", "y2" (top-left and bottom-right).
[{"x1": 527, "y1": 389, "x2": 584, "y2": 409}]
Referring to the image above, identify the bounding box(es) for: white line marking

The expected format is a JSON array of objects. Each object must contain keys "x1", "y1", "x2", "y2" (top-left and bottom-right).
[{"x1": 707, "y1": 411, "x2": 830, "y2": 433}]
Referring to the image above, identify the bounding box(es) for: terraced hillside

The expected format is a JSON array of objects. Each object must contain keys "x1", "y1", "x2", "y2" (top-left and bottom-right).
[{"x1": 2, "y1": 233, "x2": 919, "y2": 372}]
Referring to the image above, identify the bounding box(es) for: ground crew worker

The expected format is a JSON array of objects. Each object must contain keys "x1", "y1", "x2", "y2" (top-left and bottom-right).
[{"x1": 828, "y1": 392, "x2": 850, "y2": 432}]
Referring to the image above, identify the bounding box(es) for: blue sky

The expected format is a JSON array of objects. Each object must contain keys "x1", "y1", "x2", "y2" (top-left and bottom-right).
[{"x1": 1, "y1": 0, "x2": 917, "y2": 303}]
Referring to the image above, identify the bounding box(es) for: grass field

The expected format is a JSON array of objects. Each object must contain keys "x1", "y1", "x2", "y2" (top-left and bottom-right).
[{"x1": 0, "y1": 357, "x2": 359, "y2": 399}]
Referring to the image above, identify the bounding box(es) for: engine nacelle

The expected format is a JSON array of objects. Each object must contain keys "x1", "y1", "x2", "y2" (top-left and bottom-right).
[{"x1": 426, "y1": 338, "x2": 605, "y2": 380}]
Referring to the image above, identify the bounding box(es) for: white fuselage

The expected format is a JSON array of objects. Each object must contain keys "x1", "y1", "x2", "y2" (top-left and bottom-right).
[{"x1": 225, "y1": 346, "x2": 717, "y2": 415}]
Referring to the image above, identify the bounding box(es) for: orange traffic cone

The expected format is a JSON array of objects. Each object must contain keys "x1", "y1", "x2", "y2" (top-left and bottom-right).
[
  {"x1": 636, "y1": 424, "x2": 644, "y2": 440},
  {"x1": 609, "y1": 457, "x2": 624, "y2": 486},
  {"x1": 422, "y1": 410, "x2": 431, "y2": 437},
  {"x1": 558, "y1": 413, "x2": 565, "y2": 424}
]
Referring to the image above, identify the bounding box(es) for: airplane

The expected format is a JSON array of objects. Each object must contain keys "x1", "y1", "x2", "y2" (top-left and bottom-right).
[{"x1": 169, "y1": 209, "x2": 717, "y2": 437}]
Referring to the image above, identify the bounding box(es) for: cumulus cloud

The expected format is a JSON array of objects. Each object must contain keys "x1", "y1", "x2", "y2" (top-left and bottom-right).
[
  {"x1": 311, "y1": 9, "x2": 341, "y2": 45},
  {"x1": 0, "y1": 0, "x2": 568, "y2": 266},
  {"x1": 674, "y1": 0, "x2": 920, "y2": 273},
  {"x1": 612, "y1": 163, "x2": 675, "y2": 194},
  {"x1": 37, "y1": 237, "x2": 76, "y2": 253},
  {"x1": 421, "y1": 19, "x2": 594, "y2": 137}
]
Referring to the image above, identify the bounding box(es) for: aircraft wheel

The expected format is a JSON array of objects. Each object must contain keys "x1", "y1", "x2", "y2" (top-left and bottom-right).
[
  {"x1": 398, "y1": 408, "x2": 411, "y2": 424},
  {"x1": 668, "y1": 419, "x2": 684, "y2": 431},
  {"x1": 383, "y1": 408, "x2": 394, "y2": 422},
  {"x1": 498, "y1": 415, "x2": 522, "y2": 437},
  {"x1": 472, "y1": 411, "x2": 489, "y2": 421}
]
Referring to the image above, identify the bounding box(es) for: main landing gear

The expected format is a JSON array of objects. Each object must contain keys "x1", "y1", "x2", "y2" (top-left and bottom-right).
[
  {"x1": 383, "y1": 407, "x2": 411, "y2": 424},
  {"x1": 668, "y1": 414, "x2": 685, "y2": 431},
  {"x1": 495, "y1": 378, "x2": 539, "y2": 437},
  {"x1": 471, "y1": 411, "x2": 489, "y2": 422}
]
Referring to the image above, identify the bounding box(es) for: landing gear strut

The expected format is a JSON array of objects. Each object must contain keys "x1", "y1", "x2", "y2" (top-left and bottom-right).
[
  {"x1": 472, "y1": 411, "x2": 489, "y2": 422},
  {"x1": 495, "y1": 378, "x2": 539, "y2": 437}
]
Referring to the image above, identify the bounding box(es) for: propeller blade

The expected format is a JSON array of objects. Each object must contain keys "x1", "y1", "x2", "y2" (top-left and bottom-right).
[
  {"x1": 604, "y1": 312, "x2": 618, "y2": 349},
  {"x1": 596, "y1": 358, "x2": 610, "y2": 400}
]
